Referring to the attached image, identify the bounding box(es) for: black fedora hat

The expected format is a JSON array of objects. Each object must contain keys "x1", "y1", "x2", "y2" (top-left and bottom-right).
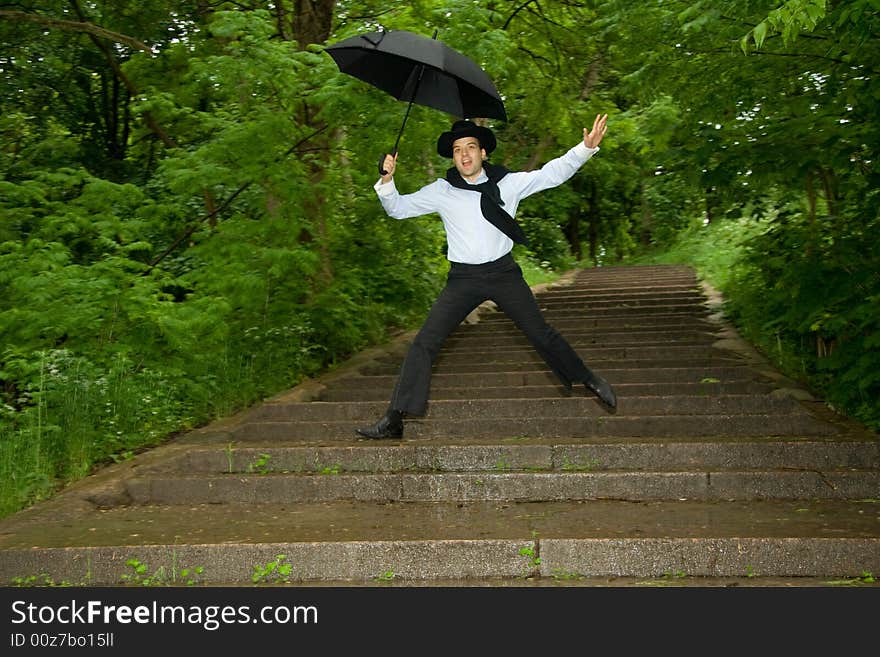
[{"x1": 437, "y1": 120, "x2": 497, "y2": 158}]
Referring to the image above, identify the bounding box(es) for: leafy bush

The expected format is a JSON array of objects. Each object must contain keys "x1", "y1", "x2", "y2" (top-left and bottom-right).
[{"x1": 630, "y1": 198, "x2": 880, "y2": 431}]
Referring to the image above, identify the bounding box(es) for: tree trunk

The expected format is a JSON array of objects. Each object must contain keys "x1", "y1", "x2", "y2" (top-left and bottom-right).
[
  {"x1": 526, "y1": 55, "x2": 601, "y2": 170},
  {"x1": 819, "y1": 166, "x2": 837, "y2": 217},
  {"x1": 565, "y1": 212, "x2": 582, "y2": 261},
  {"x1": 587, "y1": 178, "x2": 600, "y2": 265},
  {"x1": 293, "y1": 0, "x2": 336, "y2": 47},
  {"x1": 805, "y1": 170, "x2": 818, "y2": 255},
  {"x1": 293, "y1": 0, "x2": 337, "y2": 285},
  {"x1": 704, "y1": 187, "x2": 714, "y2": 225},
  {"x1": 641, "y1": 179, "x2": 654, "y2": 245}
]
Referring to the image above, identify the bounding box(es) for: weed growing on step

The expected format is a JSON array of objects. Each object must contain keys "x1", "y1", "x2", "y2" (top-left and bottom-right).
[
  {"x1": 824, "y1": 571, "x2": 875, "y2": 586},
  {"x1": 519, "y1": 544, "x2": 541, "y2": 576},
  {"x1": 11, "y1": 573, "x2": 74, "y2": 587},
  {"x1": 494, "y1": 458, "x2": 512, "y2": 472},
  {"x1": 120, "y1": 559, "x2": 164, "y2": 586},
  {"x1": 252, "y1": 554, "x2": 292, "y2": 584},
  {"x1": 318, "y1": 463, "x2": 341, "y2": 475},
  {"x1": 550, "y1": 568, "x2": 584, "y2": 581},
  {"x1": 745, "y1": 565, "x2": 757, "y2": 578},
  {"x1": 225, "y1": 443, "x2": 234, "y2": 473},
  {"x1": 560, "y1": 456, "x2": 600, "y2": 472},
  {"x1": 246, "y1": 452, "x2": 272, "y2": 475},
  {"x1": 119, "y1": 558, "x2": 205, "y2": 586},
  {"x1": 374, "y1": 570, "x2": 395, "y2": 582}
]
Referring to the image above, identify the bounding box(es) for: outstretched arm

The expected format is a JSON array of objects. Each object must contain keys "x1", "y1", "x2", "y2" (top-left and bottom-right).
[
  {"x1": 506, "y1": 114, "x2": 609, "y2": 201},
  {"x1": 583, "y1": 113, "x2": 608, "y2": 149}
]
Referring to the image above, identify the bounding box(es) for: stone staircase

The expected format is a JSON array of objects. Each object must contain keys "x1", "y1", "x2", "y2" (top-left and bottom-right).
[{"x1": 0, "y1": 264, "x2": 877, "y2": 586}]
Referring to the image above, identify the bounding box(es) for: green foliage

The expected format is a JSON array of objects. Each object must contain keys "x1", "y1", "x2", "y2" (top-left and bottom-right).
[
  {"x1": 252, "y1": 554, "x2": 293, "y2": 585},
  {"x1": 119, "y1": 558, "x2": 205, "y2": 586},
  {"x1": 630, "y1": 197, "x2": 880, "y2": 431},
  {"x1": 0, "y1": 3, "x2": 451, "y2": 517},
  {"x1": 724, "y1": 203, "x2": 880, "y2": 429},
  {"x1": 824, "y1": 571, "x2": 875, "y2": 586},
  {"x1": 627, "y1": 214, "x2": 766, "y2": 291},
  {"x1": 246, "y1": 453, "x2": 272, "y2": 475},
  {"x1": 740, "y1": 0, "x2": 828, "y2": 52},
  {"x1": 11, "y1": 572, "x2": 74, "y2": 587},
  {"x1": 518, "y1": 543, "x2": 542, "y2": 576}
]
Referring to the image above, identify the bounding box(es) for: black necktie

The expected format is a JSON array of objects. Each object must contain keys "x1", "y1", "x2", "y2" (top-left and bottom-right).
[{"x1": 445, "y1": 163, "x2": 530, "y2": 246}]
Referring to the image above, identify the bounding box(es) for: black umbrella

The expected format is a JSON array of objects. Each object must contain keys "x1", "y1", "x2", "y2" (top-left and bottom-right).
[{"x1": 325, "y1": 29, "x2": 507, "y2": 174}]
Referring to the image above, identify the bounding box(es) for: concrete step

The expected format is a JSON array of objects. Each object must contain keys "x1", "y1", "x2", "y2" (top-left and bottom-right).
[
  {"x1": 459, "y1": 316, "x2": 720, "y2": 332},
  {"x1": 362, "y1": 357, "x2": 743, "y2": 376},
  {"x1": 151, "y1": 439, "x2": 880, "y2": 475},
  {"x1": 451, "y1": 326, "x2": 722, "y2": 339},
  {"x1": 246, "y1": 395, "x2": 815, "y2": 422},
  {"x1": 441, "y1": 329, "x2": 720, "y2": 348},
  {"x1": 571, "y1": 268, "x2": 697, "y2": 278},
  {"x1": 429, "y1": 344, "x2": 733, "y2": 365},
  {"x1": 335, "y1": 367, "x2": 760, "y2": 389},
  {"x1": 230, "y1": 413, "x2": 838, "y2": 441},
  {"x1": 535, "y1": 287, "x2": 702, "y2": 301},
  {"x1": 443, "y1": 332, "x2": 719, "y2": 354},
  {"x1": 1, "y1": 500, "x2": 877, "y2": 584},
  {"x1": 480, "y1": 305, "x2": 712, "y2": 320},
  {"x1": 123, "y1": 469, "x2": 880, "y2": 505},
  {"x1": 318, "y1": 381, "x2": 776, "y2": 401},
  {"x1": 534, "y1": 296, "x2": 707, "y2": 310}
]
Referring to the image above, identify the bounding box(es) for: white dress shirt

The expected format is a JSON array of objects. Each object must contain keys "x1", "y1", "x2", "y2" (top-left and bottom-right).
[{"x1": 374, "y1": 142, "x2": 599, "y2": 264}]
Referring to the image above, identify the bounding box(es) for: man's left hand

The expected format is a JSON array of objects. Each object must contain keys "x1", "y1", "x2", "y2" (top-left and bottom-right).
[{"x1": 583, "y1": 113, "x2": 608, "y2": 149}]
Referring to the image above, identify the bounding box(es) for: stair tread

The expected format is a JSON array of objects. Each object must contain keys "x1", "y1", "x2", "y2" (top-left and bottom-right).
[{"x1": 3, "y1": 500, "x2": 879, "y2": 551}]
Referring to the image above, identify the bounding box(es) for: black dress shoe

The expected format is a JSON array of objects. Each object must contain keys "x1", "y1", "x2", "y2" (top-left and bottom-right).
[
  {"x1": 584, "y1": 373, "x2": 617, "y2": 409},
  {"x1": 355, "y1": 413, "x2": 404, "y2": 439}
]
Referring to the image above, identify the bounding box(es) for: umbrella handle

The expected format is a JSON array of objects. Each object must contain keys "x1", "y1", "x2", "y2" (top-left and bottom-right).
[{"x1": 378, "y1": 150, "x2": 397, "y2": 176}]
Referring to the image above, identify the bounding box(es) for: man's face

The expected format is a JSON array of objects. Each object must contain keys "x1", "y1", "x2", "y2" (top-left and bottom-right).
[{"x1": 452, "y1": 137, "x2": 486, "y2": 180}]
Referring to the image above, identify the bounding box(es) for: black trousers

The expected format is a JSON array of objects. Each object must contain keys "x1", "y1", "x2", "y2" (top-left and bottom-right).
[{"x1": 390, "y1": 253, "x2": 593, "y2": 416}]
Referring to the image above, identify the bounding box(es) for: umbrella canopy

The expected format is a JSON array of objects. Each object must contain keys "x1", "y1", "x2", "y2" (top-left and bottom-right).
[
  {"x1": 325, "y1": 30, "x2": 507, "y2": 122},
  {"x1": 326, "y1": 30, "x2": 507, "y2": 173}
]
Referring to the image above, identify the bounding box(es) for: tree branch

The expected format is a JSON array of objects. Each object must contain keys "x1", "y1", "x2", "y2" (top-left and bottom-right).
[
  {"x1": 502, "y1": 0, "x2": 536, "y2": 30},
  {"x1": 146, "y1": 124, "x2": 330, "y2": 272},
  {"x1": 0, "y1": 10, "x2": 153, "y2": 53}
]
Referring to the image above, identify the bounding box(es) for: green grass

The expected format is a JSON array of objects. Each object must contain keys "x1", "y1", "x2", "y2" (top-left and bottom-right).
[
  {"x1": 0, "y1": 351, "x2": 192, "y2": 519},
  {"x1": 519, "y1": 254, "x2": 566, "y2": 287},
  {"x1": 622, "y1": 216, "x2": 763, "y2": 291}
]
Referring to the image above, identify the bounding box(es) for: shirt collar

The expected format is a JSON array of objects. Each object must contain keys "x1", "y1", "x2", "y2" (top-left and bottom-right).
[{"x1": 463, "y1": 168, "x2": 488, "y2": 184}]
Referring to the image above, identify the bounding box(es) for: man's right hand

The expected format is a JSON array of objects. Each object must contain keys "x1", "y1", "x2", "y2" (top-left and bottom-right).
[{"x1": 380, "y1": 153, "x2": 397, "y2": 183}]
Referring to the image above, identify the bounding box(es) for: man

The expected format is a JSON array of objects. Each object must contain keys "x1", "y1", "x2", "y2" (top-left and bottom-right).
[{"x1": 356, "y1": 114, "x2": 616, "y2": 439}]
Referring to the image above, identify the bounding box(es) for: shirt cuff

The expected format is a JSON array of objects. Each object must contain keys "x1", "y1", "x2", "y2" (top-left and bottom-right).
[
  {"x1": 573, "y1": 142, "x2": 600, "y2": 159},
  {"x1": 374, "y1": 178, "x2": 396, "y2": 197}
]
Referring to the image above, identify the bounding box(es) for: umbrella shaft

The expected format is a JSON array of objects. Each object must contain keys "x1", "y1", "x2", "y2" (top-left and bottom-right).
[
  {"x1": 391, "y1": 31, "x2": 436, "y2": 154},
  {"x1": 392, "y1": 98, "x2": 415, "y2": 154}
]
